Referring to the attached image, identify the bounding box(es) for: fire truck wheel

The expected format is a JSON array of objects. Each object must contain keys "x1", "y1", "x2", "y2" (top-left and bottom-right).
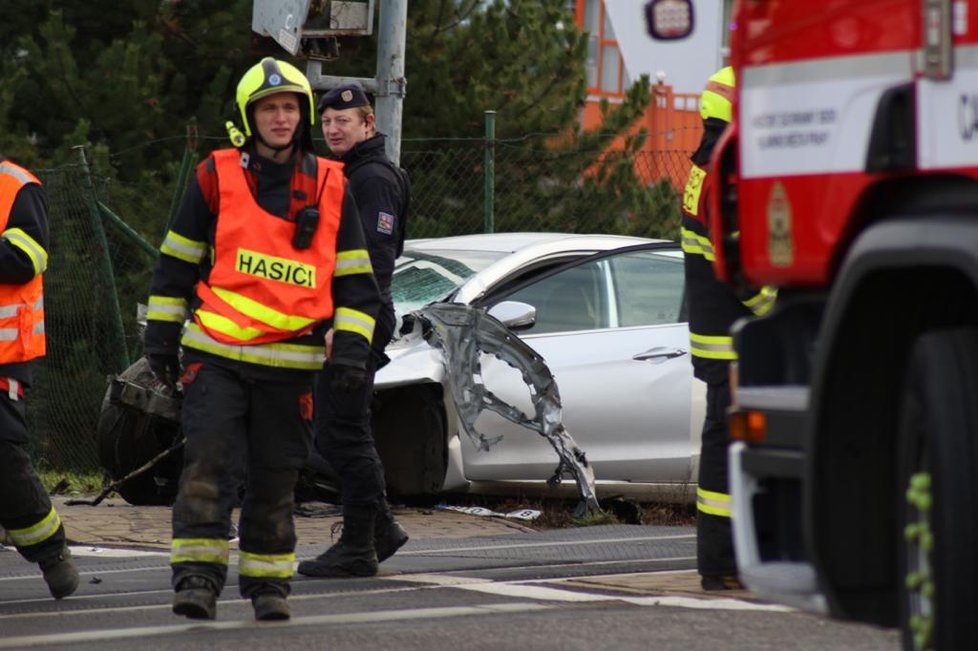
[{"x1": 897, "y1": 327, "x2": 978, "y2": 651}]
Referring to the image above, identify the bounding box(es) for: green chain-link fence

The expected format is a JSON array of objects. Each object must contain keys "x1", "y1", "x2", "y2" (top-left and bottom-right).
[{"x1": 28, "y1": 125, "x2": 700, "y2": 475}]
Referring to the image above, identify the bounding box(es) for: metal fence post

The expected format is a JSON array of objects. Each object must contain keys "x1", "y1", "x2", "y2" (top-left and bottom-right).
[
  {"x1": 484, "y1": 110, "x2": 496, "y2": 234},
  {"x1": 74, "y1": 146, "x2": 131, "y2": 370},
  {"x1": 166, "y1": 119, "x2": 198, "y2": 233}
]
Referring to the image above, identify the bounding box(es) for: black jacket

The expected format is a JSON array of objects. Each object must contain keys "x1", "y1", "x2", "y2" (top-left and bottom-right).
[
  {"x1": 682, "y1": 120, "x2": 774, "y2": 385},
  {"x1": 335, "y1": 133, "x2": 409, "y2": 351}
]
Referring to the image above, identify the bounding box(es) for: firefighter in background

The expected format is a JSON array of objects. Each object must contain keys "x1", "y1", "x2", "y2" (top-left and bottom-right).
[
  {"x1": 143, "y1": 58, "x2": 380, "y2": 621},
  {"x1": 298, "y1": 82, "x2": 410, "y2": 579},
  {"x1": 0, "y1": 154, "x2": 79, "y2": 600},
  {"x1": 681, "y1": 67, "x2": 776, "y2": 590}
]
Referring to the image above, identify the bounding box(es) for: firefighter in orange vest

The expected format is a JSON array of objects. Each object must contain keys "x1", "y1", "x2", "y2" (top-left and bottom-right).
[
  {"x1": 143, "y1": 58, "x2": 380, "y2": 621},
  {"x1": 681, "y1": 67, "x2": 776, "y2": 590},
  {"x1": 0, "y1": 154, "x2": 79, "y2": 600}
]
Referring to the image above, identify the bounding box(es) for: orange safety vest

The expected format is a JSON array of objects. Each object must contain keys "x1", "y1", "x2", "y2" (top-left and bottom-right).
[
  {"x1": 192, "y1": 149, "x2": 345, "y2": 346},
  {"x1": 0, "y1": 161, "x2": 45, "y2": 363}
]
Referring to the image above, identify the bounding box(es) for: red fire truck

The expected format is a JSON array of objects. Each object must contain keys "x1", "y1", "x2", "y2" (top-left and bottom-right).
[{"x1": 647, "y1": 1, "x2": 978, "y2": 648}]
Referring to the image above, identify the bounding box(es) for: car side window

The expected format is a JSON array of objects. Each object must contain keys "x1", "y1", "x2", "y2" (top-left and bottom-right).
[
  {"x1": 609, "y1": 251, "x2": 685, "y2": 326},
  {"x1": 504, "y1": 259, "x2": 609, "y2": 334}
]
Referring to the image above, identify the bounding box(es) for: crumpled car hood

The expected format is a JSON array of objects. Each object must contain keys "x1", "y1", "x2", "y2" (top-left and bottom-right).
[
  {"x1": 374, "y1": 303, "x2": 602, "y2": 515},
  {"x1": 375, "y1": 334, "x2": 447, "y2": 388}
]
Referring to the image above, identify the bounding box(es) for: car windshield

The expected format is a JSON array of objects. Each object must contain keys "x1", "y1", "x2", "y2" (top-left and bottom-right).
[{"x1": 391, "y1": 248, "x2": 508, "y2": 316}]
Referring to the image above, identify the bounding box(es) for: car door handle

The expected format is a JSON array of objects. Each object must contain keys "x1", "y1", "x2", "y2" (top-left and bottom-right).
[{"x1": 632, "y1": 346, "x2": 688, "y2": 361}]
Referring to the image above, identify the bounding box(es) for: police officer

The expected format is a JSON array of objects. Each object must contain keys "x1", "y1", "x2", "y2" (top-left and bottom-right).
[
  {"x1": 681, "y1": 67, "x2": 776, "y2": 590},
  {"x1": 298, "y1": 82, "x2": 410, "y2": 578},
  {"x1": 144, "y1": 58, "x2": 380, "y2": 620},
  {"x1": 0, "y1": 154, "x2": 79, "y2": 600}
]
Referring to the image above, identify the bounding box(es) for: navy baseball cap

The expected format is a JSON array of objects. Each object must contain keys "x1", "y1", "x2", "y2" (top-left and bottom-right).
[{"x1": 317, "y1": 82, "x2": 370, "y2": 113}]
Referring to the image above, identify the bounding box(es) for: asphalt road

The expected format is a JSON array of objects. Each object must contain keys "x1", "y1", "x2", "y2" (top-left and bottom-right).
[{"x1": 0, "y1": 524, "x2": 900, "y2": 650}]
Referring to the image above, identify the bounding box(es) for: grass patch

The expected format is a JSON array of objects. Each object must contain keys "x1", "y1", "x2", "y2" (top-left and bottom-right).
[{"x1": 36, "y1": 469, "x2": 106, "y2": 497}]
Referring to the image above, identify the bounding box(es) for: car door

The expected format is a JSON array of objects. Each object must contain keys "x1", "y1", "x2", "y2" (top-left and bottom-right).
[{"x1": 459, "y1": 244, "x2": 694, "y2": 484}]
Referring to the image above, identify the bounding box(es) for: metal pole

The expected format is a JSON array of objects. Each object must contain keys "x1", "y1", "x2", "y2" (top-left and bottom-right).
[
  {"x1": 374, "y1": 0, "x2": 408, "y2": 164},
  {"x1": 97, "y1": 202, "x2": 158, "y2": 260},
  {"x1": 73, "y1": 146, "x2": 131, "y2": 370},
  {"x1": 484, "y1": 110, "x2": 496, "y2": 234},
  {"x1": 166, "y1": 119, "x2": 197, "y2": 233}
]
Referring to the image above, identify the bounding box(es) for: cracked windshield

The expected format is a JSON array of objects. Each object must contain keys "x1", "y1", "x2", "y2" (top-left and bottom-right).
[{"x1": 390, "y1": 248, "x2": 507, "y2": 319}]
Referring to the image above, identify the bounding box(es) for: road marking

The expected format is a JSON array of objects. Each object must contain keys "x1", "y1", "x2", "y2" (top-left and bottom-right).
[
  {"x1": 397, "y1": 573, "x2": 793, "y2": 612},
  {"x1": 0, "y1": 567, "x2": 789, "y2": 646},
  {"x1": 395, "y1": 534, "x2": 694, "y2": 556},
  {"x1": 0, "y1": 603, "x2": 553, "y2": 649},
  {"x1": 69, "y1": 546, "x2": 169, "y2": 558}
]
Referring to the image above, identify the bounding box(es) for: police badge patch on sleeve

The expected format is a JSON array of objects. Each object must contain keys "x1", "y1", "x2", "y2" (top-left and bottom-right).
[{"x1": 377, "y1": 211, "x2": 395, "y2": 235}]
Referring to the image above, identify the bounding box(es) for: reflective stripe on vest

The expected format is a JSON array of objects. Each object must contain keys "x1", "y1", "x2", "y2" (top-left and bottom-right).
[
  {"x1": 0, "y1": 162, "x2": 46, "y2": 363},
  {"x1": 181, "y1": 322, "x2": 325, "y2": 370},
  {"x1": 7, "y1": 507, "x2": 61, "y2": 547},
  {"x1": 192, "y1": 149, "x2": 344, "y2": 347},
  {"x1": 171, "y1": 537, "x2": 230, "y2": 565},
  {"x1": 697, "y1": 486, "x2": 732, "y2": 518},
  {"x1": 238, "y1": 551, "x2": 295, "y2": 579},
  {"x1": 210, "y1": 285, "x2": 316, "y2": 333},
  {"x1": 689, "y1": 332, "x2": 737, "y2": 361}
]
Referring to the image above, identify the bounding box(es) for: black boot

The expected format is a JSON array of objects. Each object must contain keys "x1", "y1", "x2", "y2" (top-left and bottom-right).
[
  {"x1": 375, "y1": 500, "x2": 409, "y2": 563},
  {"x1": 173, "y1": 575, "x2": 218, "y2": 620},
  {"x1": 39, "y1": 546, "x2": 79, "y2": 600},
  {"x1": 252, "y1": 592, "x2": 290, "y2": 620},
  {"x1": 297, "y1": 504, "x2": 378, "y2": 577}
]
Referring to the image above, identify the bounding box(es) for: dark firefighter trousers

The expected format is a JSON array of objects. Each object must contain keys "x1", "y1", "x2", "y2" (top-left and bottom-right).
[
  {"x1": 697, "y1": 380, "x2": 737, "y2": 578},
  {"x1": 314, "y1": 347, "x2": 387, "y2": 507},
  {"x1": 171, "y1": 357, "x2": 312, "y2": 599},
  {"x1": 0, "y1": 391, "x2": 68, "y2": 563}
]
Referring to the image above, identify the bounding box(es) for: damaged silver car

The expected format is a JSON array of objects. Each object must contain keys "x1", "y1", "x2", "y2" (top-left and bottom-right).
[{"x1": 371, "y1": 233, "x2": 704, "y2": 504}]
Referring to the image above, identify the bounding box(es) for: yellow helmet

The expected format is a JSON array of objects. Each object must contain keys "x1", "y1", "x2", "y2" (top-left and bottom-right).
[
  {"x1": 700, "y1": 66, "x2": 736, "y2": 123},
  {"x1": 233, "y1": 57, "x2": 315, "y2": 138}
]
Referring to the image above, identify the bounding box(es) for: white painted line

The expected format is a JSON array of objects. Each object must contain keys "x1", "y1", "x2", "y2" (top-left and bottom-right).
[
  {"x1": 396, "y1": 534, "x2": 694, "y2": 556},
  {"x1": 0, "y1": 603, "x2": 553, "y2": 649},
  {"x1": 447, "y1": 580, "x2": 791, "y2": 611},
  {"x1": 458, "y1": 582, "x2": 621, "y2": 602},
  {"x1": 621, "y1": 595, "x2": 793, "y2": 612},
  {"x1": 0, "y1": 571, "x2": 790, "y2": 645},
  {"x1": 0, "y1": 582, "x2": 428, "y2": 618},
  {"x1": 69, "y1": 546, "x2": 169, "y2": 559},
  {"x1": 386, "y1": 573, "x2": 490, "y2": 586}
]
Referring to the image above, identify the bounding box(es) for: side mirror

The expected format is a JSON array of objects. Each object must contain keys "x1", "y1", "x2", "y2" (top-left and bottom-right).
[
  {"x1": 644, "y1": 0, "x2": 695, "y2": 40},
  {"x1": 487, "y1": 301, "x2": 537, "y2": 331}
]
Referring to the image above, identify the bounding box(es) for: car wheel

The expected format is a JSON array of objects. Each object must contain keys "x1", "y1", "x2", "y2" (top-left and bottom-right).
[
  {"x1": 96, "y1": 358, "x2": 182, "y2": 506},
  {"x1": 373, "y1": 384, "x2": 447, "y2": 500},
  {"x1": 897, "y1": 328, "x2": 978, "y2": 650}
]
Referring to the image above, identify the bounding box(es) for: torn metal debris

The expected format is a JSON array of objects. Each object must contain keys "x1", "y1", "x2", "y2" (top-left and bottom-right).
[{"x1": 410, "y1": 302, "x2": 602, "y2": 516}]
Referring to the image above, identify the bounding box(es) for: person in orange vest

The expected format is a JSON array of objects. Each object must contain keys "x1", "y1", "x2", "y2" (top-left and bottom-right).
[
  {"x1": 681, "y1": 67, "x2": 776, "y2": 590},
  {"x1": 143, "y1": 58, "x2": 381, "y2": 621},
  {"x1": 0, "y1": 154, "x2": 79, "y2": 600}
]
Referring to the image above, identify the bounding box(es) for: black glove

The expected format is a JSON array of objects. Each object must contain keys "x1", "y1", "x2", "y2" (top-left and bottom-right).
[
  {"x1": 147, "y1": 352, "x2": 181, "y2": 389},
  {"x1": 328, "y1": 361, "x2": 367, "y2": 394}
]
